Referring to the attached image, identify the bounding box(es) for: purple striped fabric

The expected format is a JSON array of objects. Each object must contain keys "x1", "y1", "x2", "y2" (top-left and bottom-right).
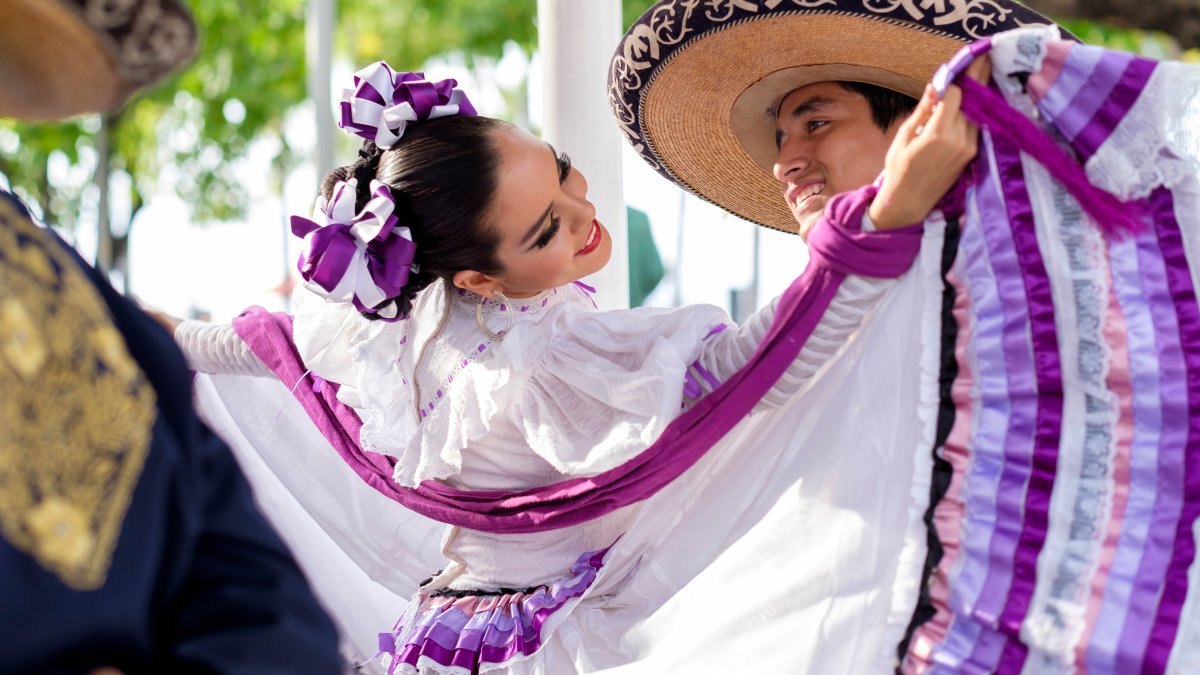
[
  {"x1": 1142, "y1": 188, "x2": 1200, "y2": 674},
  {"x1": 904, "y1": 32, "x2": 1199, "y2": 674},
  {"x1": 380, "y1": 547, "x2": 608, "y2": 672}
]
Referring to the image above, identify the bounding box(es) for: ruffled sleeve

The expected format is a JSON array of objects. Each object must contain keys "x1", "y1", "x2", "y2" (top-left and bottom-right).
[
  {"x1": 501, "y1": 303, "x2": 729, "y2": 475},
  {"x1": 291, "y1": 286, "x2": 376, "y2": 409},
  {"x1": 175, "y1": 319, "x2": 273, "y2": 377},
  {"x1": 693, "y1": 273, "x2": 896, "y2": 408}
]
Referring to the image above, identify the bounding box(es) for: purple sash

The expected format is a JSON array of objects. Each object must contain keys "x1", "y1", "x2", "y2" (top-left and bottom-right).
[{"x1": 233, "y1": 185, "x2": 922, "y2": 533}]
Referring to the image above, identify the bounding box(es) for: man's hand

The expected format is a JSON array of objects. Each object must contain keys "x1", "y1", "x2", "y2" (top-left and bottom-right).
[{"x1": 868, "y1": 56, "x2": 990, "y2": 229}]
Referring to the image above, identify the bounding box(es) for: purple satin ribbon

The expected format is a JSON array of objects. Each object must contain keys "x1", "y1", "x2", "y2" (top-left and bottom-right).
[
  {"x1": 339, "y1": 62, "x2": 477, "y2": 149},
  {"x1": 290, "y1": 178, "x2": 415, "y2": 320}
]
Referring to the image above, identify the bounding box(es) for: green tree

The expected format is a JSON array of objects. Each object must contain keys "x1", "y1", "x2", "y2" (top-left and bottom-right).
[{"x1": 1, "y1": 0, "x2": 308, "y2": 287}]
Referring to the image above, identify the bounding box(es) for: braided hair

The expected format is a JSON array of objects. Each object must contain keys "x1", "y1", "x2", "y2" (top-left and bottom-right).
[{"x1": 319, "y1": 115, "x2": 507, "y2": 319}]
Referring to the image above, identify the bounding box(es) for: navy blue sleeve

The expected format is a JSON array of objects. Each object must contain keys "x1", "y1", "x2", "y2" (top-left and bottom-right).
[{"x1": 68, "y1": 233, "x2": 344, "y2": 674}]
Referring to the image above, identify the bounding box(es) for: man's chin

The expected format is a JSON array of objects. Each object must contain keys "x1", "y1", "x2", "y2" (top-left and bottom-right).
[{"x1": 795, "y1": 211, "x2": 821, "y2": 243}]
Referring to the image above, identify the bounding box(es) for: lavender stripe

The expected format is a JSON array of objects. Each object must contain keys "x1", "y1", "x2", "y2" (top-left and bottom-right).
[
  {"x1": 1042, "y1": 48, "x2": 1132, "y2": 143},
  {"x1": 1036, "y1": 43, "x2": 1103, "y2": 123},
  {"x1": 962, "y1": 135, "x2": 1046, "y2": 673},
  {"x1": 1144, "y1": 187, "x2": 1200, "y2": 674},
  {"x1": 1085, "y1": 227, "x2": 1172, "y2": 673},
  {"x1": 1111, "y1": 201, "x2": 1191, "y2": 672},
  {"x1": 991, "y1": 129, "x2": 1066, "y2": 675},
  {"x1": 928, "y1": 138, "x2": 1027, "y2": 671},
  {"x1": 1074, "y1": 56, "x2": 1158, "y2": 162}
]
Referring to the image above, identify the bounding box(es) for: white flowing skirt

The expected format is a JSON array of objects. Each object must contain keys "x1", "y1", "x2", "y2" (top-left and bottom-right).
[{"x1": 192, "y1": 222, "x2": 947, "y2": 674}]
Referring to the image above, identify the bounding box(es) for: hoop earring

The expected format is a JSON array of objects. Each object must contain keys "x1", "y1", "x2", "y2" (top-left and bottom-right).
[{"x1": 476, "y1": 291, "x2": 513, "y2": 341}]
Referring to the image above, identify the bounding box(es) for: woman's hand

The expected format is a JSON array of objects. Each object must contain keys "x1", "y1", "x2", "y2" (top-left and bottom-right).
[{"x1": 868, "y1": 56, "x2": 990, "y2": 229}]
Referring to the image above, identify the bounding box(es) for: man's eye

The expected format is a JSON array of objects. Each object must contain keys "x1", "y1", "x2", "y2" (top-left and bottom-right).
[{"x1": 807, "y1": 120, "x2": 828, "y2": 133}]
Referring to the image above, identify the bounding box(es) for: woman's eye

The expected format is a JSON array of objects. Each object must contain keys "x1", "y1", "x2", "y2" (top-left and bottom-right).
[
  {"x1": 535, "y1": 216, "x2": 561, "y2": 249},
  {"x1": 557, "y1": 152, "x2": 572, "y2": 183}
]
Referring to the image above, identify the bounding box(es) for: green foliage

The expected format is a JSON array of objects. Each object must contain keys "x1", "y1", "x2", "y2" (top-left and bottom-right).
[
  {"x1": 1059, "y1": 18, "x2": 1187, "y2": 60},
  {"x1": 0, "y1": 0, "x2": 659, "y2": 239},
  {"x1": 1, "y1": 0, "x2": 308, "y2": 233},
  {"x1": 338, "y1": 0, "x2": 657, "y2": 67}
]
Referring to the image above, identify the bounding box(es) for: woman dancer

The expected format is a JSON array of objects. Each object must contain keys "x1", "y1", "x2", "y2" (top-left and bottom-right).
[{"x1": 169, "y1": 61, "x2": 977, "y2": 673}]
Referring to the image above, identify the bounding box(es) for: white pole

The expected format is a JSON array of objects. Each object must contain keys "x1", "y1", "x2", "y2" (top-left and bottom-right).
[
  {"x1": 294, "y1": 0, "x2": 335, "y2": 311},
  {"x1": 537, "y1": 0, "x2": 628, "y2": 310},
  {"x1": 307, "y1": 0, "x2": 335, "y2": 181}
]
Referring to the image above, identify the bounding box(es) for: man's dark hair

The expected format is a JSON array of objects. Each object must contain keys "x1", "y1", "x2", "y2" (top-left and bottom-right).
[{"x1": 838, "y1": 81, "x2": 918, "y2": 132}]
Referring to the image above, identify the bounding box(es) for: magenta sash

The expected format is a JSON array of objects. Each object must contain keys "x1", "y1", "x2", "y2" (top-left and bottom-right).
[{"x1": 233, "y1": 185, "x2": 923, "y2": 534}]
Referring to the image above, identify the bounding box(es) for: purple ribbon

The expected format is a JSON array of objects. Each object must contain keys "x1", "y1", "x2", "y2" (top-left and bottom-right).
[
  {"x1": 339, "y1": 62, "x2": 477, "y2": 149},
  {"x1": 290, "y1": 178, "x2": 415, "y2": 320},
  {"x1": 233, "y1": 182, "x2": 923, "y2": 534}
]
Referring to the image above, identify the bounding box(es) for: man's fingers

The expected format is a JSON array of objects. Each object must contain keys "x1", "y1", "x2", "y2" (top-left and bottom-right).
[{"x1": 900, "y1": 84, "x2": 938, "y2": 141}]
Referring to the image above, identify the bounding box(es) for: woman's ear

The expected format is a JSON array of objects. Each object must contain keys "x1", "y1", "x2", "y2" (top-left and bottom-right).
[{"x1": 452, "y1": 270, "x2": 501, "y2": 299}]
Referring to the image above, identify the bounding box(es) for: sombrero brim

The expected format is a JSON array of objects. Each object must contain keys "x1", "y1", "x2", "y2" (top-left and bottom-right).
[
  {"x1": 610, "y1": 4, "x2": 1058, "y2": 234},
  {"x1": 0, "y1": 1, "x2": 125, "y2": 120},
  {"x1": 0, "y1": 0, "x2": 197, "y2": 121}
]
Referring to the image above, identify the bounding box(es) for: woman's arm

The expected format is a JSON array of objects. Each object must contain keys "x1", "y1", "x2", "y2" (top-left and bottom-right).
[{"x1": 173, "y1": 319, "x2": 274, "y2": 377}]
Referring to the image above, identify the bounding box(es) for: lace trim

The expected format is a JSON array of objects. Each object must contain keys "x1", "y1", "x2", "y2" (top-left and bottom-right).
[
  {"x1": 349, "y1": 282, "x2": 591, "y2": 486},
  {"x1": 1086, "y1": 63, "x2": 1200, "y2": 201},
  {"x1": 1019, "y1": 159, "x2": 1119, "y2": 667}
]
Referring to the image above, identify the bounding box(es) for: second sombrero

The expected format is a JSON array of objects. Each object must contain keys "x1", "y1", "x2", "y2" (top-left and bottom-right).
[{"x1": 608, "y1": 0, "x2": 1061, "y2": 234}]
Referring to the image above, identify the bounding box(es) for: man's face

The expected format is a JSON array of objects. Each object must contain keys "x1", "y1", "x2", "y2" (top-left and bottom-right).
[{"x1": 772, "y1": 82, "x2": 899, "y2": 237}]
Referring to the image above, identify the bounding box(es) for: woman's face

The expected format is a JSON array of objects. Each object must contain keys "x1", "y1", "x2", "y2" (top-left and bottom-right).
[{"x1": 461, "y1": 125, "x2": 611, "y2": 299}]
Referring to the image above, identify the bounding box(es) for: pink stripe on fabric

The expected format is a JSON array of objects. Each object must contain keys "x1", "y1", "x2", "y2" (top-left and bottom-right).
[
  {"x1": 233, "y1": 184, "x2": 922, "y2": 534},
  {"x1": 904, "y1": 266, "x2": 975, "y2": 673},
  {"x1": 1043, "y1": 48, "x2": 1132, "y2": 144},
  {"x1": 1076, "y1": 279, "x2": 1136, "y2": 674},
  {"x1": 946, "y1": 136, "x2": 1038, "y2": 674},
  {"x1": 1027, "y1": 41, "x2": 1070, "y2": 104}
]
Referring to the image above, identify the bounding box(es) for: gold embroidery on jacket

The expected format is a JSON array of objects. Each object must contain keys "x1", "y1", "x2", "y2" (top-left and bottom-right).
[{"x1": 0, "y1": 197, "x2": 155, "y2": 590}]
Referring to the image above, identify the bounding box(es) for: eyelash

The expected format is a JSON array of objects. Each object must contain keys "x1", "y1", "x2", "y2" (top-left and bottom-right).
[
  {"x1": 534, "y1": 216, "x2": 560, "y2": 249},
  {"x1": 557, "y1": 151, "x2": 572, "y2": 183}
]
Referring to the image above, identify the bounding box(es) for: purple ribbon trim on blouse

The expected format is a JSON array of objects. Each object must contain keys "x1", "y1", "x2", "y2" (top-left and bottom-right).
[{"x1": 232, "y1": 183, "x2": 922, "y2": 534}]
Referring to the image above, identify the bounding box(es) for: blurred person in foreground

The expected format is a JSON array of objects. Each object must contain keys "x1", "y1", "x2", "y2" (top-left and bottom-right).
[{"x1": 0, "y1": 1, "x2": 341, "y2": 673}]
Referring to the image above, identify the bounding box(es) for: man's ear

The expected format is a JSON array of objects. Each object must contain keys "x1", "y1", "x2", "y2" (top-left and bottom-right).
[{"x1": 452, "y1": 270, "x2": 502, "y2": 299}]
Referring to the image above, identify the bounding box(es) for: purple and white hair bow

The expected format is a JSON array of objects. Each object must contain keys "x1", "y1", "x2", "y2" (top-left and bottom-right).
[
  {"x1": 290, "y1": 178, "x2": 415, "y2": 321},
  {"x1": 339, "y1": 62, "x2": 477, "y2": 149}
]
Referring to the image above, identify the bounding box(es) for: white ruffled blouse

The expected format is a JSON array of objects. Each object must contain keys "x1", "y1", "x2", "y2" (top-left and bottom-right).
[{"x1": 177, "y1": 272, "x2": 892, "y2": 590}]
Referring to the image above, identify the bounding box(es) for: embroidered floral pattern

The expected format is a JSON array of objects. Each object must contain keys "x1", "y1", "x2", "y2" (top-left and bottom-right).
[{"x1": 0, "y1": 195, "x2": 155, "y2": 590}]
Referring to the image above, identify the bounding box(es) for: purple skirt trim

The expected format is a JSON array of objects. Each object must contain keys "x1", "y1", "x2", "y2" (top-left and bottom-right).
[{"x1": 379, "y1": 547, "x2": 608, "y2": 673}]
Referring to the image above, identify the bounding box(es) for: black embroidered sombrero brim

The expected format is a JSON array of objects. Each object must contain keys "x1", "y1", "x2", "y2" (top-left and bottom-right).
[
  {"x1": 608, "y1": 0, "x2": 1062, "y2": 234},
  {"x1": 0, "y1": 0, "x2": 197, "y2": 121}
]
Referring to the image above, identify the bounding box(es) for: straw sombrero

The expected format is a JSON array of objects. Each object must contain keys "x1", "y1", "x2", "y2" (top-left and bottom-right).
[
  {"x1": 0, "y1": 0, "x2": 197, "y2": 121},
  {"x1": 609, "y1": 0, "x2": 1061, "y2": 234}
]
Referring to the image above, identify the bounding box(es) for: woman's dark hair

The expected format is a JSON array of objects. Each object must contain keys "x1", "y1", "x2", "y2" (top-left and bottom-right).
[
  {"x1": 838, "y1": 81, "x2": 918, "y2": 132},
  {"x1": 319, "y1": 115, "x2": 506, "y2": 319}
]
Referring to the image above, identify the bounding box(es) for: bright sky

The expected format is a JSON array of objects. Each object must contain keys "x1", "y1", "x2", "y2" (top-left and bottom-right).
[{"x1": 105, "y1": 46, "x2": 810, "y2": 325}]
